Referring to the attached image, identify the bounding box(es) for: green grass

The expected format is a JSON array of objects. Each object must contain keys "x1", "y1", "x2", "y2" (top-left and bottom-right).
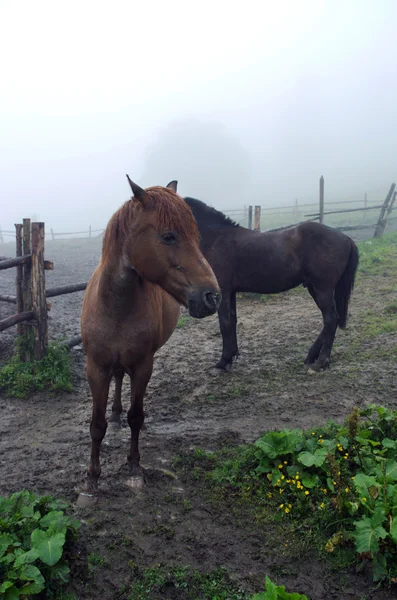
[
  {"x1": 0, "y1": 342, "x2": 73, "y2": 398},
  {"x1": 357, "y1": 232, "x2": 397, "y2": 278},
  {"x1": 128, "y1": 565, "x2": 250, "y2": 600},
  {"x1": 177, "y1": 314, "x2": 189, "y2": 328}
]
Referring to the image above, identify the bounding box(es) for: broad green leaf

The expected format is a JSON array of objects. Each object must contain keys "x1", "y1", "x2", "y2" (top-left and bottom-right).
[
  {"x1": 298, "y1": 448, "x2": 327, "y2": 467},
  {"x1": 301, "y1": 473, "x2": 319, "y2": 488},
  {"x1": 3, "y1": 585, "x2": 19, "y2": 600},
  {"x1": 0, "y1": 581, "x2": 13, "y2": 593},
  {"x1": 385, "y1": 460, "x2": 397, "y2": 482},
  {"x1": 337, "y1": 436, "x2": 349, "y2": 449},
  {"x1": 370, "y1": 507, "x2": 386, "y2": 528},
  {"x1": 255, "y1": 431, "x2": 303, "y2": 459},
  {"x1": 354, "y1": 516, "x2": 387, "y2": 555},
  {"x1": 51, "y1": 561, "x2": 70, "y2": 583},
  {"x1": 372, "y1": 553, "x2": 388, "y2": 582},
  {"x1": 390, "y1": 518, "x2": 397, "y2": 543},
  {"x1": 0, "y1": 534, "x2": 14, "y2": 558},
  {"x1": 31, "y1": 529, "x2": 65, "y2": 566},
  {"x1": 382, "y1": 438, "x2": 397, "y2": 450},
  {"x1": 13, "y1": 548, "x2": 40, "y2": 568},
  {"x1": 39, "y1": 510, "x2": 70, "y2": 533},
  {"x1": 18, "y1": 564, "x2": 45, "y2": 594},
  {"x1": 353, "y1": 473, "x2": 379, "y2": 498}
]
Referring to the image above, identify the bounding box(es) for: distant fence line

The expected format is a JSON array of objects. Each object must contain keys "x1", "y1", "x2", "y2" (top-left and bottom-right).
[{"x1": 1, "y1": 179, "x2": 396, "y2": 243}]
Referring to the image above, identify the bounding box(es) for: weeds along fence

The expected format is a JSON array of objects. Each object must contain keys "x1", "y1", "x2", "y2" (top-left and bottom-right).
[{"x1": 0, "y1": 219, "x2": 86, "y2": 361}]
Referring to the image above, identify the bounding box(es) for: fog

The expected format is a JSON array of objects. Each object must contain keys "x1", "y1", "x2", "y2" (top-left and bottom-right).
[{"x1": 1, "y1": 0, "x2": 396, "y2": 232}]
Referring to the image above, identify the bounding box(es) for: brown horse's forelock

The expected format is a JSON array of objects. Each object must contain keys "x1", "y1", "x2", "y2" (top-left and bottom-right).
[{"x1": 102, "y1": 187, "x2": 199, "y2": 260}]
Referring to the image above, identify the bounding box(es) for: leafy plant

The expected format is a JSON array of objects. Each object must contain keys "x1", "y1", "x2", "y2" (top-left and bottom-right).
[
  {"x1": 253, "y1": 575, "x2": 308, "y2": 599},
  {"x1": 178, "y1": 405, "x2": 397, "y2": 585},
  {"x1": 0, "y1": 343, "x2": 72, "y2": 398},
  {"x1": 0, "y1": 491, "x2": 81, "y2": 599}
]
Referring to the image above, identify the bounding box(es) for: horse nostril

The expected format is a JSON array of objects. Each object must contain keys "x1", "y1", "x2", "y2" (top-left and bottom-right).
[{"x1": 204, "y1": 291, "x2": 220, "y2": 310}]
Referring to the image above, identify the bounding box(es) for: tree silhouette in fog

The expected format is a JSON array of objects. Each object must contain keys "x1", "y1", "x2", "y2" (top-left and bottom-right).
[{"x1": 141, "y1": 119, "x2": 251, "y2": 206}]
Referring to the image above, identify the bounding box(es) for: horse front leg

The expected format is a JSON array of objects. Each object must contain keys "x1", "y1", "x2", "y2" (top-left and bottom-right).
[
  {"x1": 126, "y1": 356, "x2": 153, "y2": 488},
  {"x1": 86, "y1": 359, "x2": 111, "y2": 493},
  {"x1": 216, "y1": 291, "x2": 238, "y2": 370}
]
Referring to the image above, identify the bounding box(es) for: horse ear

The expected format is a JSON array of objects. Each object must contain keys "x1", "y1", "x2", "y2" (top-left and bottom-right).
[
  {"x1": 166, "y1": 180, "x2": 178, "y2": 192},
  {"x1": 126, "y1": 175, "x2": 147, "y2": 201}
]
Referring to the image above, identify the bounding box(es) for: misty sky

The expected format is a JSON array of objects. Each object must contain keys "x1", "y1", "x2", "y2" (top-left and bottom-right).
[{"x1": 1, "y1": 0, "x2": 396, "y2": 233}]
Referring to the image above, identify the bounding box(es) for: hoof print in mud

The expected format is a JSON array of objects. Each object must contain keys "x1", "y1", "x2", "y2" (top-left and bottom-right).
[{"x1": 125, "y1": 476, "x2": 144, "y2": 490}]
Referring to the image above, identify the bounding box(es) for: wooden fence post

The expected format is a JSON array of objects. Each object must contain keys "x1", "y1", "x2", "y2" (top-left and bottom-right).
[
  {"x1": 89, "y1": 225, "x2": 92, "y2": 238},
  {"x1": 31, "y1": 222, "x2": 48, "y2": 360},
  {"x1": 254, "y1": 206, "x2": 261, "y2": 231},
  {"x1": 50, "y1": 228, "x2": 55, "y2": 241},
  {"x1": 319, "y1": 176, "x2": 324, "y2": 224},
  {"x1": 374, "y1": 183, "x2": 396, "y2": 238},
  {"x1": 248, "y1": 206, "x2": 253, "y2": 230},
  {"x1": 15, "y1": 224, "x2": 23, "y2": 335},
  {"x1": 22, "y1": 219, "x2": 32, "y2": 361}
]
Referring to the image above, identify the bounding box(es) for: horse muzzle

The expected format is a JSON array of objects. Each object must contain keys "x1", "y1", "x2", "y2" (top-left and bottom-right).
[{"x1": 188, "y1": 289, "x2": 221, "y2": 318}]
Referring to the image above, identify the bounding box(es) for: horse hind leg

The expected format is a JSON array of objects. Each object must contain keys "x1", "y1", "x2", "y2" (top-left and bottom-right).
[
  {"x1": 306, "y1": 287, "x2": 338, "y2": 371},
  {"x1": 304, "y1": 285, "x2": 322, "y2": 365},
  {"x1": 109, "y1": 368, "x2": 124, "y2": 428}
]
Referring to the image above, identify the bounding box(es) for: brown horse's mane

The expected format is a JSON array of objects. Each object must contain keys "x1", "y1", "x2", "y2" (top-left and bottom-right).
[{"x1": 102, "y1": 187, "x2": 199, "y2": 260}]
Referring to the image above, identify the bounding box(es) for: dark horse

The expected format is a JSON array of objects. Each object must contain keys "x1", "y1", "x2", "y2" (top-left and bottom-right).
[
  {"x1": 80, "y1": 179, "x2": 220, "y2": 496},
  {"x1": 185, "y1": 197, "x2": 359, "y2": 372}
]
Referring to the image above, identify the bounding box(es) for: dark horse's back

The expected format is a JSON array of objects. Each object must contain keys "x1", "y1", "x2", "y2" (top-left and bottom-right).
[{"x1": 185, "y1": 196, "x2": 359, "y2": 369}]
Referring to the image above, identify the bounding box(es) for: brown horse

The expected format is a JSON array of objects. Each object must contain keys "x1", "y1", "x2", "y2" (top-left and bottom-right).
[
  {"x1": 80, "y1": 178, "x2": 221, "y2": 495},
  {"x1": 185, "y1": 196, "x2": 359, "y2": 372}
]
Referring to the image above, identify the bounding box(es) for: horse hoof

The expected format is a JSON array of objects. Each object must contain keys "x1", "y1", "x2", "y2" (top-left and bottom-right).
[
  {"x1": 76, "y1": 491, "x2": 98, "y2": 507},
  {"x1": 125, "y1": 476, "x2": 144, "y2": 490}
]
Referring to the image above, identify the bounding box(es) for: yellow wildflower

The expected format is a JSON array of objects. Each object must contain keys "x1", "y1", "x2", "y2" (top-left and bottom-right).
[
  {"x1": 345, "y1": 488, "x2": 349, "y2": 493},
  {"x1": 284, "y1": 461, "x2": 288, "y2": 465},
  {"x1": 281, "y1": 475, "x2": 285, "y2": 480},
  {"x1": 305, "y1": 491, "x2": 310, "y2": 496},
  {"x1": 362, "y1": 497, "x2": 367, "y2": 502},
  {"x1": 285, "y1": 508, "x2": 290, "y2": 514},
  {"x1": 295, "y1": 475, "x2": 299, "y2": 480},
  {"x1": 320, "y1": 502, "x2": 325, "y2": 509},
  {"x1": 279, "y1": 504, "x2": 284, "y2": 509},
  {"x1": 278, "y1": 464, "x2": 283, "y2": 469}
]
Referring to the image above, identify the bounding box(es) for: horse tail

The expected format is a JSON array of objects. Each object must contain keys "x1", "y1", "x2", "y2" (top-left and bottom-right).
[{"x1": 335, "y1": 239, "x2": 359, "y2": 329}]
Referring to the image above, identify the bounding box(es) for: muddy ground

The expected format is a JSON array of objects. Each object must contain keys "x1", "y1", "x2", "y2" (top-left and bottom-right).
[{"x1": 0, "y1": 236, "x2": 396, "y2": 600}]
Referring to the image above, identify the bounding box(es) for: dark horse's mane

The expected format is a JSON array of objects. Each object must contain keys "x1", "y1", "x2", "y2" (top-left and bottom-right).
[
  {"x1": 102, "y1": 187, "x2": 199, "y2": 260},
  {"x1": 184, "y1": 197, "x2": 240, "y2": 229}
]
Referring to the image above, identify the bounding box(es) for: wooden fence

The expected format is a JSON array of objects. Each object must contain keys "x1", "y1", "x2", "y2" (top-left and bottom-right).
[
  {"x1": 0, "y1": 219, "x2": 86, "y2": 360},
  {"x1": 245, "y1": 179, "x2": 396, "y2": 236}
]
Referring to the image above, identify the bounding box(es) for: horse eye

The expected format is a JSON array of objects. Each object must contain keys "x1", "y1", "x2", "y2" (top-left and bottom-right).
[{"x1": 161, "y1": 232, "x2": 178, "y2": 244}]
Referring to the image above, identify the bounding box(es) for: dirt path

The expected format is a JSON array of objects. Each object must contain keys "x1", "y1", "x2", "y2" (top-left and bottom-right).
[{"x1": 0, "y1": 238, "x2": 396, "y2": 599}]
